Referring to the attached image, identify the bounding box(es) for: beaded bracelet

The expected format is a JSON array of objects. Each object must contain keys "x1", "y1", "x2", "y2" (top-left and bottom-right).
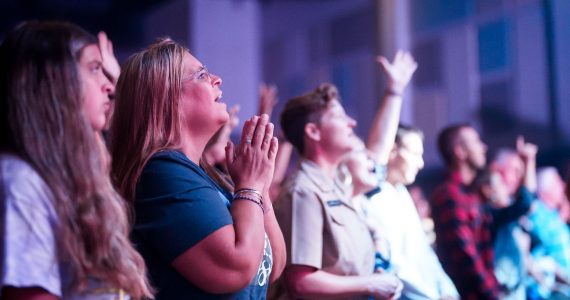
[{"x1": 234, "y1": 195, "x2": 265, "y2": 213}]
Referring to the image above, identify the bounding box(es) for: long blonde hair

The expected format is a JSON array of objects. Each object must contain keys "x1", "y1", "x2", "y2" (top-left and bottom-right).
[
  {"x1": 109, "y1": 38, "x2": 186, "y2": 201},
  {"x1": 0, "y1": 21, "x2": 153, "y2": 298}
]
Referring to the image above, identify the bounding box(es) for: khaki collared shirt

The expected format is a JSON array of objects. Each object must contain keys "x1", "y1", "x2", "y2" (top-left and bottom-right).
[{"x1": 275, "y1": 159, "x2": 375, "y2": 277}]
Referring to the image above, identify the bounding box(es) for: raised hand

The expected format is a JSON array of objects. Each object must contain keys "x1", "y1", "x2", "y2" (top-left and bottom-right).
[
  {"x1": 258, "y1": 83, "x2": 278, "y2": 117},
  {"x1": 226, "y1": 114, "x2": 279, "y2": 195},
  {"x1": 517, "y1": 135, "x2": 538, "y2": 192},
  {"x1": 98, "y1": 31, "x2": 121, "y2": 84},
  {"x1": 516, "y1": 135, "x2": 538, "y2": 162},
  {"x1": 377, "y1": 50, "x2": 418, "y2": 96}
]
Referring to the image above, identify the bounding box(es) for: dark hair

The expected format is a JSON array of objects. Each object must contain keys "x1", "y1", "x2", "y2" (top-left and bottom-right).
[
  {"x1": 0, "y1": 21, "x2": 152, "y2": 298},
  {"x1": 280, "y1": 83, "x2": 339, "y2": 154},
  {"x1": 436, "y1": 123, "x2": 470, "y2": 166},
  {"x1": 395, "y1": 124, "x2": 424, "y2": 147}
]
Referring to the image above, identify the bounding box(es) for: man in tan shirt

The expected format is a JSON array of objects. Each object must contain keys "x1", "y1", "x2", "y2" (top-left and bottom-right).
[
  {"x1": 273, "y1": 51, "x2": 417, "y2": 299},
  {"x1": 278, "y1": 158, "x2": 375, "y2": 279}
]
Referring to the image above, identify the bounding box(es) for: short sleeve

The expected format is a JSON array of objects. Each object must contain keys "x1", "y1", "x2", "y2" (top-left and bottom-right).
[
  {"x1": 133, "y1": 152, "x2": 234, "y2": 262},
  {"x1": 1, "y1": 159, "x2": 61, "y2": 296},
  {"x1": 289, "y1": 188, "x2": 324, "y2": 269}
]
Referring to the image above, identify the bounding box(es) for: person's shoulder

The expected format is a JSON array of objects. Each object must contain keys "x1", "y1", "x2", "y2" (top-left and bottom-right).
[
  {"x1": 286, "y1": 172, "x2": 326, "y2": 198},
  {"x1": 0, "y1": 153, "x2": 52, "y2": 205},
  {"x1": 278, "y1": 171, "x2": 321, "y2": 205},
  {"x1": 1, "y1": 153, "x2": 43, "y2": 182},
  {"x1": 142, "y1": 150, "x2": 208, "y2": 180},
  {"x1": 146, "y1": 149, "x2": 195, "y2": 169},
  {"x1": 136, "y1": 150, "x2": 217, "y2": 199},
  {"x1": 432, "y1": 178, "x2": 463, "y2": 197},
  {"x1": 281, "y1": 165, "x2": 309, "y2": 189}
]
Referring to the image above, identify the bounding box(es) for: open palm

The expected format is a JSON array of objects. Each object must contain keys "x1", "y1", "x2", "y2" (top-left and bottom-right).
[{"x1": 377, "y1": 50, "x2": 418, "y2": 95}]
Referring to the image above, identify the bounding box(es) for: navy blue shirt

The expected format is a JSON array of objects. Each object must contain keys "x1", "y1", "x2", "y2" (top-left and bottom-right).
[{"x1": 133, "y1": 150, "x2": 272, "y2": 299}]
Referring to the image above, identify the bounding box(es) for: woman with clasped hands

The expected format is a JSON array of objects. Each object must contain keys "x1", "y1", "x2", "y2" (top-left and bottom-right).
[{"x1": 109, "y1": 38, "x2": 286, "y2": 299}]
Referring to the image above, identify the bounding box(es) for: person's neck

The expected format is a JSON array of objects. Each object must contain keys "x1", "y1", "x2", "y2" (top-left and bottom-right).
[
  {"x1": 452, "y1": 162, "x2": 478, "y2": 185},
  {"x1": 180, "y1": 130, "x2": 210, "y2": 164},
  {"x1": 304, "y1": 149, "x2": 340, "y2": 180},
  {"x1": 386, "y1": 170, "x2": 401, "y2": 186}
]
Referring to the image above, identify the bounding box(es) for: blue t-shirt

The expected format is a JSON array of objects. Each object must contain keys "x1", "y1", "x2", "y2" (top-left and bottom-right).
[{"x1": 133, "y1": 150, "x2": 272, "y2": 299}]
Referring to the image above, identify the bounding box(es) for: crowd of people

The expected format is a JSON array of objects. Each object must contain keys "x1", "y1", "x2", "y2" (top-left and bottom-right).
[{"x1": 1, "y1": 20, "x2": 570, "y2": 300}]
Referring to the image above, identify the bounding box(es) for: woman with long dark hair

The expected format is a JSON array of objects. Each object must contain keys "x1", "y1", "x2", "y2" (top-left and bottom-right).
[{"x1": 0, "y1": 21, "x2": 153, "y2": 300}]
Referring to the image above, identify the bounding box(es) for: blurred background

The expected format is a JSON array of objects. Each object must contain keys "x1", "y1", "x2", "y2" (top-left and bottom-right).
[{"x1": 2, "y1": 0, "x2": 569, "y2": 192}]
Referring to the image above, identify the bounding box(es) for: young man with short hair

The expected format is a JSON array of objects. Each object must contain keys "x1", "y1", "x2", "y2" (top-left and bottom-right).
[
  {"x1": 431, "y1": 124, "x2": 500, "y2": 300},
  {"x1": 273, "y1": 52, "x2": 416, "y2": 299}
]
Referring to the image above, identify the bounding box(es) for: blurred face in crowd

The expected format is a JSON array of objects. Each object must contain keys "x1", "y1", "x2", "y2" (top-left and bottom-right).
[
  {"x1": 344, "y1": 146, "x2": 378, "y2": 194},
  {"x1": 313, "y1": 99, "x2": 357, "y2": 160},
  {"x1": 538, "y1": 171, "x2": 567, "y2": 211},
  {"x1": 388, "y1": 132, "x2": 425, "y2": 185},
  {"x1": 496, "y1": 153, "x2": 524, "y2": 196},
  {"x1": 482, "y1": 171, "x2": 511, "y2": 209},
  {"x1": 457, "y1": 127, "x2": 487, "y2": 170},
  {"x1": 538, "y1": 173, "x2": 568, "y2": 209},
  {"x1": 79, "y1": 44, "x2": 114, "y2": 131}
]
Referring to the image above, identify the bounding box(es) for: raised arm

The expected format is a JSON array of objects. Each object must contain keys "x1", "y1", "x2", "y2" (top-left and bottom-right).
[
  {"x1": 258, "y1": 83, "x2": 278, "y2": 117},
  {"x1": 257, "y1": 82, "x2": 292, "y2": 200},
  {"x1": 269, "y1": 140, "x2": 293, "y2": 200},
  {"x1": 203, "y1": 105, "x2": 240, "y2": 168},
  {"x1": 367, "y1": 51, "x2": 417, "y2": 165},
  {"x1": 517, "y1": 136, "x2": 538, "y2": 193}
]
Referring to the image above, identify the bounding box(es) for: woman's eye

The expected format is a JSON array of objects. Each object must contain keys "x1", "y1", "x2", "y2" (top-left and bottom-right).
[
  {"x1": 91, "y1": 65, "x2": 102, "y2": 73},
  {"x1": 198, "y1": 72, "x2": 207, "y2": 79}
]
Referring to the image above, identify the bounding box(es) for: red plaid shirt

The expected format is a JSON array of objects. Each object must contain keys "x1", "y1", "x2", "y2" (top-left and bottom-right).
[{"x1": 431, "y1": 171, "x2": 500, "y2": 300}]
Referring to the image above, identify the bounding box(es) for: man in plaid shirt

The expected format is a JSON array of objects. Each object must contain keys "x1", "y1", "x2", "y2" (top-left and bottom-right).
[{"x1": 431, "y1": 124, "x2": 501, "y2": 300}]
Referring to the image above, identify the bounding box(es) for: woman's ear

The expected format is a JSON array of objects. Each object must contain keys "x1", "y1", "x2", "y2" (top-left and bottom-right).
[
  {"x1": 388, "y1": 144, "x2": 399, "y2": 161},
  {"x1": 305, "y1": 122, "x2": 320, "y2": 142}
]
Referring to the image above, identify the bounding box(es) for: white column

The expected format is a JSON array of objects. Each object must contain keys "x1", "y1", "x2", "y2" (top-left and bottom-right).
[{"x1": 377, "y1": 0, "x2": 414, "y2": 124}]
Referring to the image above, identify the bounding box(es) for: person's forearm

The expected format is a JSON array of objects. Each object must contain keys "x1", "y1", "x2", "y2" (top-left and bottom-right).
[
  {"x1": 367, "y1": 93, "x2": 403, "y2": 165},
  {"x1": 272, "y1": 142, "x2": 292, "y2": 185},
  {"x1": 269, "y1": 141, "x2": 292, "y2": 200},
  {"x1": 229, "y1": 200, "x2": 266, "y2": 271},
  {"x1": 263, "y1": 198, "x2": 286, "y2": 282},
  {"x1": 1, "y1": 287, "x2": 59, "y2": 300},
  {"x1": 286, "y1": 269, "x2": 371, "y2": 299},
  {"x1": 523, "y1": 159, "x2": 537, "y2": 193},
  {"x1": 492, "y1": 190, "x2": 532, "y2": 226}
]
